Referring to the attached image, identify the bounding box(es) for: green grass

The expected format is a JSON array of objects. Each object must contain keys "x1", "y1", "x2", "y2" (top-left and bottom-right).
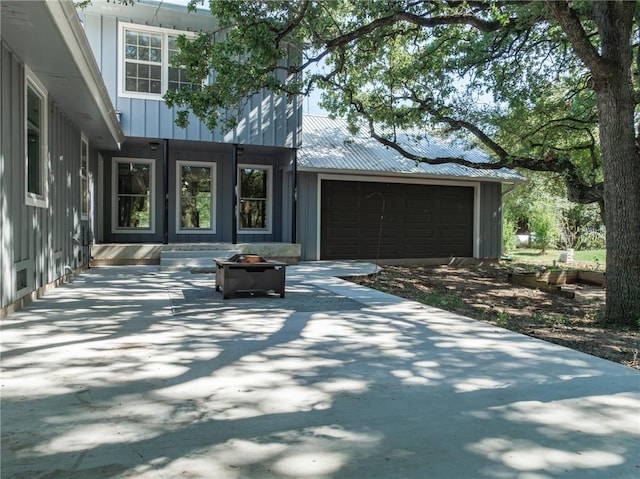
[
  {"x1": 573, "y1": 249, "x2": 606, "y2": 264},
  {"x1": 531, "y1": 310, "x2": 572, "y2": 326},
  {"x1": 420, "y1": 292, "x2": 465, "y2": 310},
  {"x1": 505, "y1": 248, "x2": 606, "y2": 267}
]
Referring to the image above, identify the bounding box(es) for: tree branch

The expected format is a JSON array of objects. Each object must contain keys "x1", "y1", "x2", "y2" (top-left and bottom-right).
[
  {"x1": 345, "y1": 89, "x2": 604, "y2": 204},
  {"x1": 323, "y1": 9, "x2": 511, "y2": 52},
  {"x1": 544, "y1": 1, "x2": 611, "y2": 78},
  {"x1": 407, "y1": 94, "x2": 511, "y2": 161},
  {"x1": 275, "y1": 0, "x2": 310, "y2": 47}
]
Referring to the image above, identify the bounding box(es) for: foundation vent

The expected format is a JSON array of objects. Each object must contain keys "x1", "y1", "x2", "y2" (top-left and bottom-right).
[{"x1": 16, "y1": 268, "x2": 28, "y2": 291}]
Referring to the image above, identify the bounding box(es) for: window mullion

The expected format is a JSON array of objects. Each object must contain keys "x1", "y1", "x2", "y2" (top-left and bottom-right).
[{"x1": 162, "y1": 31, "x2": 168, "y2": 94}]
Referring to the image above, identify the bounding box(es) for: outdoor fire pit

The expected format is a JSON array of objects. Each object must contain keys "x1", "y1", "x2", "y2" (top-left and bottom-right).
[{"x1": 215, "y1": 254, "x2": 286, "y2": 299}]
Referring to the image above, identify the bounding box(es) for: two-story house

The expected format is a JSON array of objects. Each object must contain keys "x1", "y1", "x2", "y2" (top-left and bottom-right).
[
  {"x1": 1, "y1": 0, "x2": 522, "y2": 316},
  {"x1": 79, "y1": 0, "x2": 302, "y2": 266}
]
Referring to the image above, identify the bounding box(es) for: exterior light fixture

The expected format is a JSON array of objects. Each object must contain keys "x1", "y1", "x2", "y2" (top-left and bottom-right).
[{"x1": 149, "y1": 142, "x2": 160, "y2": 151}]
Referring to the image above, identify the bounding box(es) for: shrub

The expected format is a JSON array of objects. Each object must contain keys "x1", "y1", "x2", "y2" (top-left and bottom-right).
[
  {"x1": 576, "y1": 228, "x2": 606, "y2": 250},
  {"x1": 529, "y1": 202, "x2": 559, "y2": 253},
  {"x1": 502, "y1": 217, "x2": 518, "y2": 254}
]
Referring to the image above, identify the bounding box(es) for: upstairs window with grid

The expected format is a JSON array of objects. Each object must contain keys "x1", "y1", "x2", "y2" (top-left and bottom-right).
[
  {"x1": 120, "y1": 23, "x2": 193, "y2": 98},
  {"x1": 124, "y1": 29, "x2": 162, "y2": 94},
  {"x1": 168, "y1": 35, "x2": 193, "y2": 92}
]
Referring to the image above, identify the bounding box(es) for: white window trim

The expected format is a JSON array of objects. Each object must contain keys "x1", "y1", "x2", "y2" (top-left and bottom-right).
[
  {"x1": 238, "y1": 164, "x2": 273, "y2": 234},
  {"x1": 176, "y1": 160, "x2": 217, "y2": 234},
  {"x1": 24, "y1": 67, "x2": 48, "y2": 208},
  {"x1": 118, "y1": 22, "x2": 195, "y2": 100},
  {"x1": 80, "y1": 134, "x2": 89, "y2": 220},
  {"x1": 111, "y1": 158, "x2": 156, "y2": 234}
]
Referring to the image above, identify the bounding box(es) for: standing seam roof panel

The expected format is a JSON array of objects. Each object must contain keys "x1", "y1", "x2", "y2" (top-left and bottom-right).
[{"x1": 298, "y1": 115, "x2": 525, "y2": 182}]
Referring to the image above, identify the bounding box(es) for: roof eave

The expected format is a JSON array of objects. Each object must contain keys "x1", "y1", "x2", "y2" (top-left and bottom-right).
[
  {"x1": 297, "y1": 166, "x2": 527, "y2": 184},
  {"x1": 46, "y1": 0, "x2": 124, "y2": 149}
]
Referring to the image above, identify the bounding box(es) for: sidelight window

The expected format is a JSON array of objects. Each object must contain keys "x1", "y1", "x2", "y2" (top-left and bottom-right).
[
  {"x1": 112, "y1": 158, "x2": 154, "y2": 232},
  {"x1": 238, "y1": 165, "x2": 272, "y2": 233},
  {"x1": 177, "y1": 161, "x2": 216, "y2": 233}
]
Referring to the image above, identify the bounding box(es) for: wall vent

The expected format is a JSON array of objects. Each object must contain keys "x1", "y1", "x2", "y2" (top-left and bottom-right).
[{"x1": 16, "y1": 268, "x2": 28, "y2": 291}]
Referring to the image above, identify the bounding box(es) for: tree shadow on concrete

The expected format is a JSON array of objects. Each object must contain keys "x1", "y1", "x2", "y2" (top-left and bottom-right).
[{"x1": 2, "y1": 267, "x2": 639, "y2": 478}]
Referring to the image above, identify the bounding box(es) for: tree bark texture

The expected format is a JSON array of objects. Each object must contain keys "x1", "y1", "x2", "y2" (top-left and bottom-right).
[{"x1": 592, "y1": 2, "x2": 640, "y2": 325}]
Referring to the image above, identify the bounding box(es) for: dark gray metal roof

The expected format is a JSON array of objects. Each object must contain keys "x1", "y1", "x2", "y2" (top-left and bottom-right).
[{"x1": 299, "y1": 115, "x2": 525, "y2": 182}]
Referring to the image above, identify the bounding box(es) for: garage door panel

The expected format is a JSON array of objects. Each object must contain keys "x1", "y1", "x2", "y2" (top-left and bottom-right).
[
  {"x1": 321, "y1": 180, "x2": 473, "y2": 260},
  {"x1": 405, "y1": 226, "x2": 433, "y2": 237},
  {"x1": 440, "y1": 233, "x2": 466, "y2": 241},
  {"x1": 441, "y1": 240, "x2": 472, "y2": 255},
  {"x1": 326, "y1": 228, "x2": 360, "y2": 239},
  {"x1": 326, "y1": 214, "x2": 360, "y2": 225},
  {"x1": 405, "y1": 234, "x2": 435, "y2": 245},
  {"x1": 406, "y1": 216, "x2": 433, "y2": 225}
]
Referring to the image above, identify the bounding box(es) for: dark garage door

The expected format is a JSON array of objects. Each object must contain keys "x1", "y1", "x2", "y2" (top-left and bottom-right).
[{"x1": 321, "y1": 180, "x2": 474, "y2": 260}]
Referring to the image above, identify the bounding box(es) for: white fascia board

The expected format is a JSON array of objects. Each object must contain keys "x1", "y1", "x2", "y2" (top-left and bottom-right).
[
  {"x1": 297, "y1": 167, "x2": 525, "y2": 184},
  {"x1": 45, "y1": 0, "x2": 124, "y2": 149}
]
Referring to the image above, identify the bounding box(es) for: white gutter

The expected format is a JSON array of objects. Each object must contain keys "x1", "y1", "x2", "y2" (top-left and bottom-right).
[{"x1": 45, "y1": 0, "x2": 124, "y2": 149}]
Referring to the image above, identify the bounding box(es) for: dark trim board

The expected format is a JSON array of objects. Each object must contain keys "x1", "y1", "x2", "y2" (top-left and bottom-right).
[{"x1": 320, "y1": 180, "x2": 474, "y2": 260}]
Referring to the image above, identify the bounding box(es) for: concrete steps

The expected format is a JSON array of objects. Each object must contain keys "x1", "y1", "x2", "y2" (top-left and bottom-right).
[
  {"x1": 92, "y1": 243, "x2": 301, "y2": 269},
  {"x1": 160, "y1": 250, "x2": 239, "y2": 271}
]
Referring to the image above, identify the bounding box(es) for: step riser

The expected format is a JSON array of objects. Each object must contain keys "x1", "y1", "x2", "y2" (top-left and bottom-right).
[
  {"x1": 160, "y1": 251, "x2": 239, "y2": 271},
  {"x1": 160, "y1": 251, "x2": 240, "y2": 259},
  {"x1": 92, "y1": 244, "x2": 301, "y2": 268}
]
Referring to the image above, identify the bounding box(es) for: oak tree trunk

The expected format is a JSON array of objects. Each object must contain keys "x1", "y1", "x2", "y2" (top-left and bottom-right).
[{"x1": 593, "y1": 2, "x2": 640, "y2": 326}]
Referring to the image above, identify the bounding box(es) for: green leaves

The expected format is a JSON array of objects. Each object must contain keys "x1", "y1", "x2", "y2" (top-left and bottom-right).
[{"x1": 162, "y1": 0, "x2": 635, "y2": 206}]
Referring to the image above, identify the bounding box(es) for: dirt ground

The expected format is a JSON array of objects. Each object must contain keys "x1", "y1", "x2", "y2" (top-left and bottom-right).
[{"x1": 350, "y1": 263, "x2": 639, "y2": 370}]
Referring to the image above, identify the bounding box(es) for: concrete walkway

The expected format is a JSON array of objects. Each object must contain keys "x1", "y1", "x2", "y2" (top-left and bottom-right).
[{"x1": 1, "y1": 263, "x2": 639, "y2": 479}]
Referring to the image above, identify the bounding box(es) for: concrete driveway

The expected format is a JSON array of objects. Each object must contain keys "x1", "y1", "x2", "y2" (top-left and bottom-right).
[{"x1": 1, "y1": 264, "x2": 639, "y2": 479}]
